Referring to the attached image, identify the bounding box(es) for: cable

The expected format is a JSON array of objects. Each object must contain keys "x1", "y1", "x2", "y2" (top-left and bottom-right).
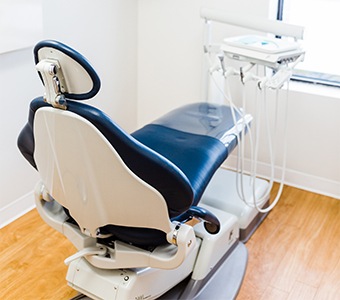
[
  {"x1": 208, "y1": 58, "x2": 291, "y2": 213},
  {"x1": 208, "y1": 67, "x2": 256, "y2": 205},
  {"x1": 252, "y1": 80, "x2": 290, "y2": 213}
]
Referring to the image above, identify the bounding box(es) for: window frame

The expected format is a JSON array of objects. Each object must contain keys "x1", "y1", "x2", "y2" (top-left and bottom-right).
[{"x1": 277, "y1": 0, "x2": 340, "y2": 87}]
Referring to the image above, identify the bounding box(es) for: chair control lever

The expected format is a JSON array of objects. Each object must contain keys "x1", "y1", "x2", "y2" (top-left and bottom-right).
[
  {"x1": 64, "y1": 246, "x2": 107, "y2": 266},
  {"x1": 173, "y1": 206, "x2": 220, "y2": 234}
]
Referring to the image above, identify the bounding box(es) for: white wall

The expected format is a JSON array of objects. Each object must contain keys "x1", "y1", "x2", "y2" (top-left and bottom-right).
[
  {"x1": 42, "y1": 0, "x2": 138, "y2": 132},
  {"x1": 0, "y1": 0, "x2": 42, "y2": 54},
  {"x1": 138, "y1": 0, "x2": 340, "y2": 198},
  {"x1": 282, "y1": 87, "x2": 340, "y2": 196},
  {"x1": 0, "y1": 48, "x2": 41, "y2": 227},
  {"x1": 137, "y1": 0, "x2": 271, "y2": 126}
]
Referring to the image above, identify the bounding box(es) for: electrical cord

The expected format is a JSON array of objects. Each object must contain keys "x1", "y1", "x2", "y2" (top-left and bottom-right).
[{"x1": 208, "y1": 61, "x2": 290, "y2": 213}]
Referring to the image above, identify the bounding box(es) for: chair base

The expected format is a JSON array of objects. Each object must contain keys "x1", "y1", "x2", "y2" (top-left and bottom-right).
[
  {"x1": 66, "y1": 204, "x2": 242, "y2": 300},
  {"x1": 66, "y1": 236, "x2": 201, "y2": 300},
  {"x1": 70, "y1": 242, "x2": 247, "y2": 300},
  {"x1": 201, "y1": 168, "x2": 270, "y2": 242},
  {"x1": 239, "y1": 199, "x2": 270, "y2": 242},
  {"x1": 162, "y1": 241, "x2": 248, "y2": 299}
]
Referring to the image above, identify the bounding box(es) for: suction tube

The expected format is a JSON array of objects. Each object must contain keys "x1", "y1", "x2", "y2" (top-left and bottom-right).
[{"x1": 208, "y1": 63, "x2": 290, "y2": 213}]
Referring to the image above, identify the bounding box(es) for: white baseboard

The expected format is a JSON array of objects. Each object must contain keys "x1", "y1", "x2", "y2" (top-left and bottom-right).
[
  {"x1": 282, "y1": 169, "x2": 340, "y2": 200},
  {"x1": 224, "y1": 155, "x2": 340, "y2": 200},
  {"x1": 0, "y1": 191, "x2": 35, "y2": 229}
]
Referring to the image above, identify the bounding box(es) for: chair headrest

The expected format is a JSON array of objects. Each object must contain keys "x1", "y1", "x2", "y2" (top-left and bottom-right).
[{"x1": 34, "y1": 40, "x2": 101, "y2": 106}]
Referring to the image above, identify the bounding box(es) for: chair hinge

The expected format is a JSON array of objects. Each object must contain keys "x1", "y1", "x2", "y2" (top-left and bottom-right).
[{"x1": 36, "y1": 58, "x2": 67, "y2": 110}]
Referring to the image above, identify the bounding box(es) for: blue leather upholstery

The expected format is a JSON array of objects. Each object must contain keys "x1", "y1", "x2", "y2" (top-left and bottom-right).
[
  {"x1": 18, "y1": 40, "x2": 243, "y2": 248},
  {"x1": 18, "y1": 98, "x2": 242, "y2": 247},
  {"x1": 18, "y1": 98, "x2": 241, "y2": 247},
  {"x1": 132, "y1": 102, "x2": 241, "y2": 206},
  {"x1": 132, "y1": 124, "x2": 227, "y2": 206},
  {"x1": 18, "y1": 98, "x2": 194, "y2": 218},
  {"x1": 34, "y1": 40, "x2": 101, "y2": 101},
  {"x1": 150, "y1": 102, "x2": 240, "y2": 142}
]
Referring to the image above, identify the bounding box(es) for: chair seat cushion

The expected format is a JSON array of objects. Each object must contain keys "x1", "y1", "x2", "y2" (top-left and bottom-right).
[
  {"x1": 132, "y1": 102, "x2": 242, "y2": 205},
  {"x1": 132, "y1": 125, "x2": 227, "y2": 205}
]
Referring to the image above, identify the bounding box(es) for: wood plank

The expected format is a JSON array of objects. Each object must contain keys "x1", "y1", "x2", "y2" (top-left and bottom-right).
[
  {"x1": 0, "y1": 210, "x2": 78, "y2": 299},
  {"x1": 260, "y1": 286, "x2": 288, "y2": 300},
  {"x1": 313, "y1": 257, "x2": 340, "y2": 300},
  {"x1": 237, "y1": 185, "x2": 340, "y2": 299},
  {"x1": 296, "y1": 194, "x2": 340, "y2": 288},
  {"x1": 287, "y1": 282, "x2": 317, "y2": 300}
]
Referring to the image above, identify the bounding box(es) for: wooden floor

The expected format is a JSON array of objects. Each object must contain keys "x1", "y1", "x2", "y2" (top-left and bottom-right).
[{"x1": 0, "y1": 185, "x2": 339, "y2": 299}]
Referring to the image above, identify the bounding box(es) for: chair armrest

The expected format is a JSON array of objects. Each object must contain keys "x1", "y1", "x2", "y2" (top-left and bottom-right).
[{"x1": 172, "y1": 206, "x2": 220, "y2": 234}]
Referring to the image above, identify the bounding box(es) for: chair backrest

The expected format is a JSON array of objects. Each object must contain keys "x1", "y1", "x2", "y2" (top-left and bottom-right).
[
  {"x1": 34, "y1": 105, "x2": 174, "y2": 237},
  {"x1": 19, "y1": 40, "x2": 195, "y2": 245}
]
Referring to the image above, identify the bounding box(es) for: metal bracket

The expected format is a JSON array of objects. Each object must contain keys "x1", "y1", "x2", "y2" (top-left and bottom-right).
[
  {"x1": 36, "y1": 58, "x2": 67, "y2": 109},
  {"x1": 64, "y1": 246, "x2": 107, "y2": 266}
]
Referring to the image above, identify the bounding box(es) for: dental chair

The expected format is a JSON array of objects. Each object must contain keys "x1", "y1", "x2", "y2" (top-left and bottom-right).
[{"x1": 18, "y1": 40, "x2": 249, "y2": 299}]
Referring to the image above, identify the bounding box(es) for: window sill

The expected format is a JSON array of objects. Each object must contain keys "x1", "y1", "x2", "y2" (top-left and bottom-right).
[{"x1": 288, "y1": 80, "x2": 340, "y2": 100}]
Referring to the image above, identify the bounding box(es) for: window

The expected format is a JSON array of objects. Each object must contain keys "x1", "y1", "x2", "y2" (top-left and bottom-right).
[{"x1": 278, "y1": 0, "x2": 340, "y2": 86}]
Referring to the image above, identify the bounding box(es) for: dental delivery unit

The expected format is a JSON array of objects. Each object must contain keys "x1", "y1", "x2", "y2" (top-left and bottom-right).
[{"x1": 17, "y1": 8, "x2": 304, "y2": 300}]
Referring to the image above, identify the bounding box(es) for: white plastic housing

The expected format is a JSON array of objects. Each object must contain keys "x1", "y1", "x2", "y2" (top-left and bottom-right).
[
  {"x1": 66, "y1": 240, "x2": 200, "y2": 300},
  {"x1": 192, "y1": 203, "x2": 239, "y2": 281},
  {"x1": 34, "y1": 107, "x2": 172, "y2": 236},
  {"x1": 201, "y1": 168, "x2": 269, "y2": 230}
]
